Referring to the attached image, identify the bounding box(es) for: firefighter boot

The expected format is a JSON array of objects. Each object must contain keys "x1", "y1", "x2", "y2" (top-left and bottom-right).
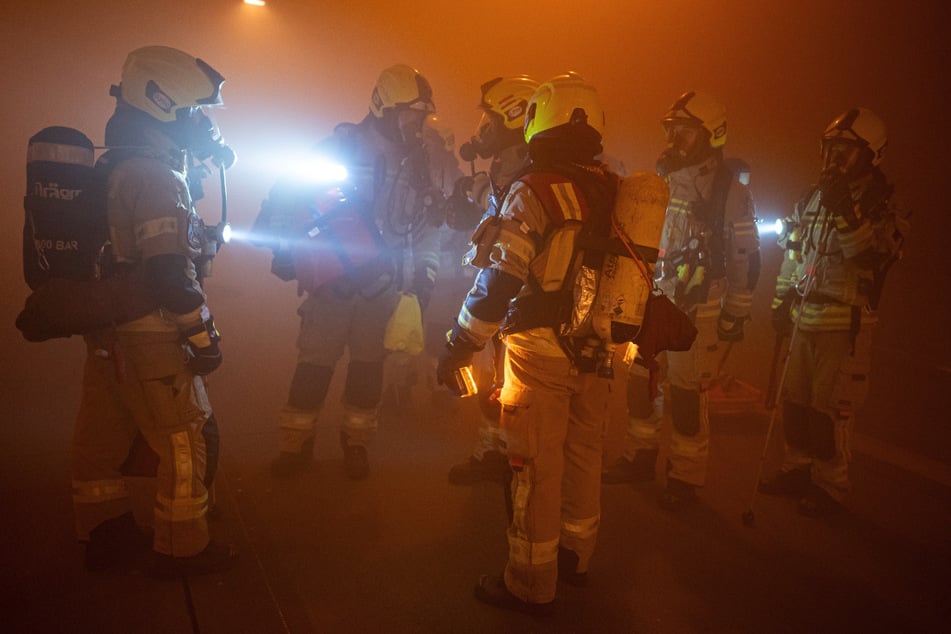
[
  {"x1": 448, "y1": 450, "x2": 509, "y2": 485},
  {"x1": 270, "y1": 438, "x2": 314, "y2": 479},
  {"x1": 340, "y1": 432, "x2": 369, "y2": 480},
  {"x1": 660, "y1": 477, "x2": 699, "y2": 511},
  {"x1": 601, "y1": 448, "x2": 658, "y2": 484},
  {"x1": 150, "y1": 541, "x2": 238, "y2": 579},
  {"x1": 83, "y1": 511, "x2": 150, "y2": 572},
  {"x1": 474, "y1": 574, "x2": 554, "y2": 616},
  {"x1": 557, "y1": 546, "x2": 588, "y2": 587},
  {"x1": 758, "y1": 467, "x2": 811, "y2": 498},
  {"x1": 798, "y1": 484, "x2": 844, "y2": 517}
]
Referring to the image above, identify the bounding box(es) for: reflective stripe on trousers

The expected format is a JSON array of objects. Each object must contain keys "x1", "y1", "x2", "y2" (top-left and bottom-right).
[{"x1": 499, "y1": 346, "x2": 609, "y2": 604}]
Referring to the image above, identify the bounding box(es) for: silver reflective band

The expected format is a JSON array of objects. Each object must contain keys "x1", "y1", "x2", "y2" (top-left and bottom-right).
[{"x1": 28, "y1": 141, "x2": 94, "y2": 167}]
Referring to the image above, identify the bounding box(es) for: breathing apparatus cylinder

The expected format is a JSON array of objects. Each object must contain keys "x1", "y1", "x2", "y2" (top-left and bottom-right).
[
  {"x1": 592, "y1": 172, "x2": 668, "y2": 342},
  {"x1": 23, "y1": 126, "x2": 105, "y2": 289}
]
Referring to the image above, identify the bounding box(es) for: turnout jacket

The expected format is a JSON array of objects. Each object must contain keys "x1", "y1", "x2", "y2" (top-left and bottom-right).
[
  {"x1": 457, "y1": 162, "x2": 616, "y2": 358},
  {"x1": 773, "y1": 170, "x2": 907, "y2": 331},
  {"x1": 659, "y1": 154, "x2": 760, "y2": 317}
]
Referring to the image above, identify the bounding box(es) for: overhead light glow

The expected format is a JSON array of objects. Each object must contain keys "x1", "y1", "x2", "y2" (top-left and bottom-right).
[{"x1": 243, "y1": 0, "x2": 266, "y2": 6}]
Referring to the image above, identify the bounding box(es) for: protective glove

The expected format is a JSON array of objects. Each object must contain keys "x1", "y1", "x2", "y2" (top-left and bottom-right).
[
  {"x1": 412, "y1": 265, "x2": 437, "y2": 313},
  {"x1": 444, "y1": 176, "x2": 482, "y2": 232},
  {"x1": 270, "y1": 249, "x2": 296, "y2": 282},
  {"x1": 716, "y1": 311, "x2": 746, "y2": 342},
  {"x1": 436, "y1": 324, "x2": 483, "y2": 396},
  {"x1": 184, "y1": 318, "x2": 223, "y2": 376},
  {"x1": 818, "y1": 171, "x2": 855, "y2": 224}
]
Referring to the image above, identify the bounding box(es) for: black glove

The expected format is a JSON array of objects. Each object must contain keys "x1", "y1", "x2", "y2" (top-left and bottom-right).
[
  {"x1": 412, "y1": 265, "x2": 436, "y2": 313},
  {"x1": 436, "y1": 324, "x2": 483, "y2": 396},
  {"x1": 184, "y1": 318, "x2": 223, "y2": 376},
  {"x1": 445, "y1": 176, "x2": 482, "y2": 231},
  {"x1": 818, "y1": 170, "x2": 853, "y2": 219},
  {"x1": 716, "y1": 311, "x2": 746, "y2": 342},
  {"x1": 270, "y1": 249, "x2": 296, "y2": 282}
]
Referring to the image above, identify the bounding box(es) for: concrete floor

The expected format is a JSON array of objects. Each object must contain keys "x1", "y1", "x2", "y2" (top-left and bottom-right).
[{"x1": 2, "y1": 265, "x2": 949, "y2": 633}]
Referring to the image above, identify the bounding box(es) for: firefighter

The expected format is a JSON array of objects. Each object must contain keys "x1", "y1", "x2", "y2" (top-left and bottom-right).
[
  {"x1": 73, "y1": 46, "x2": 235, "y2": 576},
  {"x1": 602, "y1": 91, "x2": 761, "y2": 510},
  {"x1": 759, "y1": 108, "x2": 908, "y2": 516},
  {"x1": 438, "y1": 73, "x2": 618, "y2": 614},
  {"x1": 265, "y1": 64, "x2": 440, "y2": 480},
  {"x1": 443, "y1": 75, "x2": 538, "y2": 486}
]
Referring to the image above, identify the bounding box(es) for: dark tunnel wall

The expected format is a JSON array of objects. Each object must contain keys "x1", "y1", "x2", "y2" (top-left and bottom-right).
[{"x1": 1, "y1": 0, "x2": 948, "y2": 462}]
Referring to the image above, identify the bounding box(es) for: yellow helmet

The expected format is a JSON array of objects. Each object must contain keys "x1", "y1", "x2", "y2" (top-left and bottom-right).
[
  {"x1": 480, "y1": 75, "x2": 538, "y2": 131},
  {"x1": 661, "y1": 90, "x2": 727, "y2": 149},
  {"x1": 523, "y1": 72, "x2": 604, "y2": 143},
  {"x1": 369, "y1": 64, "x2": 435, "y2": 118},
  {"x1": 116, "y1": 46, "x2": 224, "y2": 123}
]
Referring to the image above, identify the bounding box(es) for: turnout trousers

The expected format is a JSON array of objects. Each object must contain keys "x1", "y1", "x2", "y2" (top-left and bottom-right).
[
  {"x1": 72, "y1": 331, "x2": 215, "y2": 557},
  {"x1": 498, "y1": 344, "x2": 611, "y2": 604}
]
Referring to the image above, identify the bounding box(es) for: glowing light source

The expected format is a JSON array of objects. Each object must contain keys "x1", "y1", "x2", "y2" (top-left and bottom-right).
[
  {"x1": 755, "y1": 217, "x2": 786, "y2": 236},
  {"x1": 288, "y1": 157, "x2": 349, "y2": 184},
  {"x1": 243, "y1": 0, "x2": 266, "y2": 6}
]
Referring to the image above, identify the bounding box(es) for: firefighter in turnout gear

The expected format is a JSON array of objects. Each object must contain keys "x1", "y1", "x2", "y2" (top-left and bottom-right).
[
  {"x1": 438, "y1": 73, "x2": 619, "y2": 613},
  {"x1": 444, "y1": 75, "x2": 538, "y2": 486},
  {"x1": 602, "y1": 91, "x2": 761, "y2": 509},
  {"x1": 759, "y1": 108, "x2": 908, "y2": 516},
  {"x1": 263, "y1": 64, "x2": 440, "y2": 480},
  {"x1": 72, "y1": 46, "x2": 236, "y2": 576}
]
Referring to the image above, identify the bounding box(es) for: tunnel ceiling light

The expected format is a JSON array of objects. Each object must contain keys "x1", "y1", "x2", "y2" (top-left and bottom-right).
[{"x1": 244, "y1": 0, "x2": 266, "y2": 6}]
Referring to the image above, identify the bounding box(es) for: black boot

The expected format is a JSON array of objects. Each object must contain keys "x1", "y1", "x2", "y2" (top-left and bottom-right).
[
  {"x1": 557, "y1": 546, "x2": 588, "y2": 587},
  {"x1": 660, "y1": 477, "x2": 699, "y2": 511},
  {"x1": 448, "y1": 450, "x2": 509, "y2": 485},
  {"x1": 270, "y1": 438, "x2": 314, "y2": 478},
  {"x1": 150, "y1": 541, "x2": 238, "y2": 579},
  {"x1": 601, "y1": 448, "x2": 658, "y2": 484},
  {"x1": 83, "y1": 512, "x2": 149, "y2": 572},
  {"x1": 474, "y1": 574, "x2": 554, "y2": 616},
  {"x1": 798, "y1": 484, "x2": 844, "y2": 517},
  {"x1": 340, "y1": 432, "x2": 369, "y2": 480},
  {"x1": 758, "y1": 467, "x2": 811, "y2": 498}
]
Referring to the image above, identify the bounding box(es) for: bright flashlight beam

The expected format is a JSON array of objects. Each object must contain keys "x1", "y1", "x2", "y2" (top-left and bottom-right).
[
  {"x1": 287, "y1": 158, "x2": 349, "y2": 184},
  {"x1": 756, "y1": 218, "x2": 786, "y2": 236}
]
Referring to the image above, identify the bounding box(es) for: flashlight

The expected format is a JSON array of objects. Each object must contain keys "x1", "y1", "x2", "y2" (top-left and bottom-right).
[{"x1": 755, "y1": 217, "x2": 786, "y2": 236}]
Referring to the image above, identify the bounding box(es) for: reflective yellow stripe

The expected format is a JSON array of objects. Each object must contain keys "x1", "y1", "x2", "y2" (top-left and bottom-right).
[
  {"x1": 561, "y1": 514, "x2": 599, "y2": 540},
  {"x1": 135, "y1": 216, "x2": 179, "y2": 243},
  {"x1": 458, "y1": 305, "x2": 501, "y2": 339},
  {"x1": 278, "y1": 408, "x2": 319, "y2": 432},
  {"x1": 551, "y1": 182, "x2": 582, "y2": 221},
  {"x1": 171, "y1": 431, "x2": 193, "y2": 501},
  {"x1": 497, "y1": 229, "x2": 535, "y2": 267},
  {"x1": 792, "y1": 303, "x2": 853, "y2": 330},
  {"x1": 540, "y1": 228, "x2": 576, "y2": 291},
  {"x1": 28, "y1": 141, "x2": 94, "y2": 166},
  {"x1": 72, "y1": 478, "x2": 128, "y2": 504},
  {"x1": 155, "y1": 491, "x2": 208, "y2": 522},
  {"x1": 509, "y1": 533, "x2": 560, "y2": 566}
]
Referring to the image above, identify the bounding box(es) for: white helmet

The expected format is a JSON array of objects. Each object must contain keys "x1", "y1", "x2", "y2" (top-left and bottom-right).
[
  {"x1": 821, "y1": 107, "x2": 887, "y2": 168},
  {"x1": 661, "y1": 90, "x2": 727, "y2": 149}
]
